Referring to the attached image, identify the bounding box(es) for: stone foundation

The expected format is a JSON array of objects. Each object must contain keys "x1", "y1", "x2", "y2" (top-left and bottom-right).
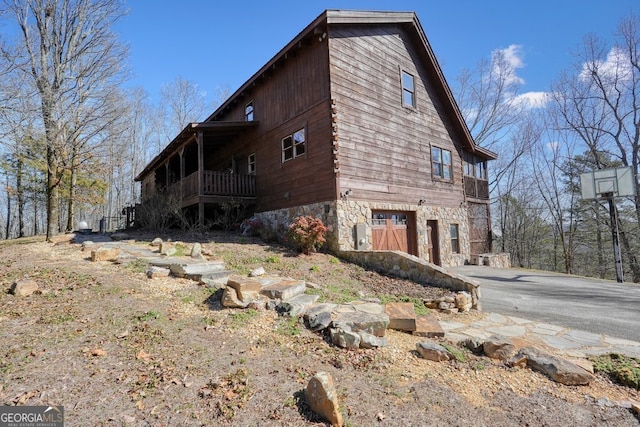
[{"x1": 470, "y1": 253, "x2": 511, "y2": 269}]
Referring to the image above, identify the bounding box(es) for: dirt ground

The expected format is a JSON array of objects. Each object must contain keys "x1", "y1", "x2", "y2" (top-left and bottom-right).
[{"x1": 0, "y1": 231, "x2": 639, "y2": 426}]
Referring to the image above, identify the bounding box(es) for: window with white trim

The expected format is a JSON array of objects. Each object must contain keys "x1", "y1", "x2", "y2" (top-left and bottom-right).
[
  {"x1": 282, "y1": 128, "x2": 306, "y2": 163},
  {"x1": 248, "y1": 153, "x2": 256, "y2": 174},
  {"x1": 450, "y1": 224, "x2": 460, "y2": 253},
  {"x1": 245, "y1": 101, "x2": 254, "y2": 121},
  {"x1": 432, "y1": 147, "x2": 452, "y2": 181}
]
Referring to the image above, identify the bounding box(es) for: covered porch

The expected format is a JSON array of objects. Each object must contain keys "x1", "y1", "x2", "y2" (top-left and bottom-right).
[{"x1": 135, "y1": 121, "x2": 259, "y2": 225}]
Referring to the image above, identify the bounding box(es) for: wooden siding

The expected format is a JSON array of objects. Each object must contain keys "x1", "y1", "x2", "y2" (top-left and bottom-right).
[
  {"x1": 205, "y1": 38, "x2": 335, "y2": 213},
  {"x1": 328, "y1": 24, "x2": 467, "y2": 208}
]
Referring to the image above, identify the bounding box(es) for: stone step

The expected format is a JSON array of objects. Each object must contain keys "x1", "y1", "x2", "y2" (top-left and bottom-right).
[
  {"x1": 413, "y1": 315, "x2": 445, "y2": 338},
  {"x1": 168, "y1": 261, "x2": 226, "y2": 278},
  {"x1": 261, "y1": 278, "x2": 306, "y2": 300},
  {"x1": 199, "y1": 270, "x2": 234, "y2": 287},
  {"x1": 385, "y1": 302, "x2": 417, "y2": 332},
  {"x1": 277, "y1": 294, "x2": 319, "y2": 317}
]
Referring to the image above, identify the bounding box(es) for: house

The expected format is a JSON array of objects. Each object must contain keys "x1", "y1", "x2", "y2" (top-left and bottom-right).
[{"x1": 135, "y1": 10, "x2": 496, "y2": 267}]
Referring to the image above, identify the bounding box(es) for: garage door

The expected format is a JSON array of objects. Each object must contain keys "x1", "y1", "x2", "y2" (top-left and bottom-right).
[{"x1": 372, "y1": 211, "x2": 417, "y2": 255}]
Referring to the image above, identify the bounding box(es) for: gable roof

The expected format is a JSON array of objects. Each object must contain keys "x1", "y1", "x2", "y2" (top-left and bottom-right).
[
  {"x1": 206, "y1": 9, "x2": 496, "y2": 160},
  {"x1": 137, "y1": 10, "x2": 496, "y2": 182}
]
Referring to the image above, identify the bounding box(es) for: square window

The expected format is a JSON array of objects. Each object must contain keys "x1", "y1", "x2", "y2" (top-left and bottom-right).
[
  {"x1": 248, "y1": 153, "x2": 256, "y2": 174},
  {"x1": 401, "y1": 70, "x2": 416, "y2": 108},
  {"x1": 450, "y1": 224, "x2": 460, "y2": 253},
  {"x1": 245, "y1": 101, "x2": 254, "y2": 121},
  {"x1": 281, "y1": 127, "x2": 306, "y2": 163}
]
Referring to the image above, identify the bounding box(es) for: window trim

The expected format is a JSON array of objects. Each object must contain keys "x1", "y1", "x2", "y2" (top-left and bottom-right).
[
  {"x1": 450, "y1": 224, "x2": 460, "y2": 254},
  {"x1": 281, "y1": 127, "x2": 306, "y2": 163},
  {"x1": 432, "y1": 146, "x2": 453, "y2": 182},
  {"x1": 248, "y1": 153, "x2": 256, "y2": 175},
  {"x1": 401, "y1": 69, "x2": 416, "y2": 108},
  {"x1": 245, "y1": 101, "x2": 254, "y2": 121}
]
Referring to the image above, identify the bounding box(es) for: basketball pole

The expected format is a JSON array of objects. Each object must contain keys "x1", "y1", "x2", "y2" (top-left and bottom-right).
[{"x1": 605, "y1": 193, "x2": 624, "y2": 283}]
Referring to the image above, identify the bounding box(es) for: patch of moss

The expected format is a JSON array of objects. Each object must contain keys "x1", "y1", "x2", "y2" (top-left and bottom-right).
[{"x1": 590, "y1": 353, "x2": 640, "y2": 389}]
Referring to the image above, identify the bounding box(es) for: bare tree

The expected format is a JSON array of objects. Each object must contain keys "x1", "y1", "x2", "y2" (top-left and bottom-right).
[
  {"x1": 1, "y1": 0, "x2": 128, "y2": 240},
  {"x1": 549, "y1": 12, "x2": 640, "y2": 281},
  {"x1": 157, "y1": 77, "x2": 209, "y2": 145}
]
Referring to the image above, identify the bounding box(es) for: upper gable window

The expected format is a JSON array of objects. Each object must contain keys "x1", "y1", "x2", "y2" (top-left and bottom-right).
[
  {"x1": 432, "y1": 147, "x2": 452, "y2": 181},
  {"x1": 282, "y1": 128, "x2": 306, "y2": 163},
  {"x1": 245, "y1": 101, "x2": 254, "y2": 121},
  {"x1": 401, "y1": 70, "x2": 416, "y2": 108}
]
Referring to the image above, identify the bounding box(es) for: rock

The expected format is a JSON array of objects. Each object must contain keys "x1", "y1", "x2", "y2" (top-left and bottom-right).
[
  {"x1": 463, "y1": 338, "x2": 484, "y2": 354},
  {"x1": 266, "y1": 299, "x2": 281, "y2": 311},
  {"x1": 247, "y1": 300, "x2": 266, "y2": 311},
  {"x1": 416, "y1": 342, "x2": 451, "y2": 362},
  {"x1": 513, "y1": 346, "x2": 595, "y2": 386},
  {"x1": 276, "y1": 294, "x2": 319, "y2": 317},
  {"x1": 305, "y1": 281, "x2": 321, "y2": 290},
  {"x1": 226, "y1": 276, "x2": 263, "y2": 302},
  {"x1": 330, "y1": 327, "x2": 361, "y2": 349},
  {"x1": 221, "y1": 287, "x2": 249, "y2": 308},
  {"x1": 413, "y1": 315, "x2": 445, "y2": 338},
  {"x1": 170, "y1": 261, "x2": 226, "y2": 279},
  {"x1": 631, "y1": 401, "x2": 640, "y2": 417},
  {"x1": 305, "y1": 372, "x2": 343, "y2": 427},
  {"x1": 249, "y1": 266, "x2": 265, "y2": 277},
  {"x1": 261, "y1": 279, "x2": 306, "y2": 300},
  {"x1": 146, "y1": 266, "x2": 170, "y2": 279},
  {"x1": 332, "y1": 310, "x2": 389, "y2": 337},
  {"x1": 110, "y1": 232, "x2": 130, "y2": 241},
  {"x1": 438, "y1": 301, "x2": 451, "y2": 310},
  {"x1": 483, "y1": 335, "x2": 516, "y2": 360},
  {"x1": 10, "y1": 279, "x2": 39, "y2": 297},
  {"x1": 159, "y1": 242, "x2": 176, "y2": 256},
  {"x1": 384, "y1": 302, "x2": 417, "y2": 331},
  {"x1": 190, "y1": 242, "x2": 202, "y2": 258},
  {"x1": 455, "y1": 292, "x2": 472, "y2": 312},
  {"x1": 348, "y1": 301, "x2": 385, "y2": 315},
  {"x1": 358, "y1": 332, "x2": 387, "y2": 349},
  {"x1": 304, "y1": 303, "x2": 336, "y2": 331},
  {"x1": 150, "y1": 237, "x2": 163, "y2": 247},
  {"x1": 91, "y1": 247, "x2": 121, "y2": 262}
]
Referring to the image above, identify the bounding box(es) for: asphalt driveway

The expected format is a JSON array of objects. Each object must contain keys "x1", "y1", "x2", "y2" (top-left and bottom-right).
[{"x1": 450, "y1": 265, "x2": 640, "y2": 342}]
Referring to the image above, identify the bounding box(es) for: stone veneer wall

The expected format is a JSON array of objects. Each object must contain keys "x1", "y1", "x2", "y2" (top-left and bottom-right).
[
  {"x1": 252, "y1": 201, "x2": 340, "y2": 250},
  {"x1": 338, "y1": 250, "x2": 481, "y2": 309},
  {"x1": 336, "y1": 200, "x2": 470, "y2": 267}
]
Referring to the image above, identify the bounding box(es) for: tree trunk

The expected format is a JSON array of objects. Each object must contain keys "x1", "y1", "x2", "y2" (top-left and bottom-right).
[
  {"x1": 66, "y1": 148, "x2": 77, "y2": 232},
  {"x1": 16, "y1": 158, "x2": 25, "y2": 238},
  {"x1": 5, "y1": 173, "x2": 11, "y2": 239},
  {"x1": 46, "y1": 144, "x2": 59, "y2": 241}
]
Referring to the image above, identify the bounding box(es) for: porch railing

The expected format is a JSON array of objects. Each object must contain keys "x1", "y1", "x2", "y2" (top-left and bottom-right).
[
  {"x1": 464, "y1": 177, "x2": 490, "y2": 199},
  {"x1": 168, "y1": 171, "x2": 256, "y2": 199}
]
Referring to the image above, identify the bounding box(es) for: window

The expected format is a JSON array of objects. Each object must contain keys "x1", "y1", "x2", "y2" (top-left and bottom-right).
[
  {"x1": 401, "y1": 70, "x2": 416, "y2": 108},
  {"x1": 464, "y1": 156, "x2": 488, "y2": 180},
  {"x1": 245, "y1": 101, "x2": 254, "y2": 121},
  {"x1": 450, "y1": 224, "x2": 460, "y2": 253},
  {"x1": 432, "y1": 147, "x2": 452, "y2": 180},
  {"x1": 282, "y1": 128, "x2": 306, "y2": 163},
  {"x1": 248, "y1": 153, "x2": 256, "y2": 174}
]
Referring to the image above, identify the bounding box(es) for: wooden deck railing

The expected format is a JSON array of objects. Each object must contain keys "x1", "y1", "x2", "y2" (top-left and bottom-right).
[{"x1": 167, "y1": 171, "x2": 256, "y2": 199}]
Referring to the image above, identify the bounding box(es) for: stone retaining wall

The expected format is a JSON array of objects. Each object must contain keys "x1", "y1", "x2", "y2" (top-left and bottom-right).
[{"x1": 338, "y1": 250, "x2": 481, "y2": 309}]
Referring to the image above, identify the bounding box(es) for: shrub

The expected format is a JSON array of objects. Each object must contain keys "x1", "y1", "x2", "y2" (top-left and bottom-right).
[{"x1": 287, "y1": 215, "x2": 328, "y2": 255}]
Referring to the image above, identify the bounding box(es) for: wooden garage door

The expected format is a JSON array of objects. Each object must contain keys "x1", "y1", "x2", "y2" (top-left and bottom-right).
[{"x1": 372, "y1": 211, "x2": 417, "y2": 255}]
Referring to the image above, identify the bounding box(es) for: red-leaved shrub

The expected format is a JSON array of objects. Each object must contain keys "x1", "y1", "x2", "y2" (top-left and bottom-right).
[{"x1": 287, "y1": 215, "x2": 328, "y2": 255}]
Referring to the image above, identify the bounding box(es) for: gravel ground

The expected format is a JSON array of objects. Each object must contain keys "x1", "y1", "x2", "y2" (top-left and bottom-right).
[{"x1": 0, "y1": 231, "x2": 638, "y2": 426}]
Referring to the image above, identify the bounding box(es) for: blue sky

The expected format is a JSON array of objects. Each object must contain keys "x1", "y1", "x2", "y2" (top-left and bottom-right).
[{"x1": 117, "y1": 0, "x2": 638, "y2": 106}]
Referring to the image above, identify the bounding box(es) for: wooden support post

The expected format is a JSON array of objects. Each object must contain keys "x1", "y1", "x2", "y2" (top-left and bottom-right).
[{"x1": 197, "y1": 131, "x2": 204, "y2": 228}]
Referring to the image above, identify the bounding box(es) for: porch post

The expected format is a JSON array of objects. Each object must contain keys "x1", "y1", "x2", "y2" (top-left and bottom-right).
[
  {"x1": 164, "y1": 162, "x2": 169, "y2": 190},
  {"x1": 197, "y1": 131, "x2": 204, "y2": 228},
  {"x1": 178, "y1": 147, "x2": 185, "y2": 200}
]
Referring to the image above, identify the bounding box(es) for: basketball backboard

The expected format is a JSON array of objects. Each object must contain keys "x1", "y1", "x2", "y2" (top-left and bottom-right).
[{"x1": 580, "y1": 167, "x2": 635, "y2": 200}]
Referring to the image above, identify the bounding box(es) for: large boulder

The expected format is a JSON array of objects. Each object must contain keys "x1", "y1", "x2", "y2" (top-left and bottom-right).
[
  {"x1": 416, "y1": 342, "x2": 451, "y2": 362},
  {"x1": 510, "y1": 346, "x2": 595, "y2": 386},
  {"x1": 332, "y1": 310, "x2": 389, "y2": 338},
  {"x1": 384, "y1": 302, "x2": 417, "y2": 332},
  {"x1": 224, "y1": 276, "x2": 263, "y2": 302},
  {"x1": 91, "y1": 247, "x2": 121, "y2": 262},
  {"x1": 483, "y1": 335, "x2": 516, "y2": 361}
]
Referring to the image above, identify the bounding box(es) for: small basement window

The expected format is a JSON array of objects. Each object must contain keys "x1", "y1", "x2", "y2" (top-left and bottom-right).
[
  {"x1": 282, "y1": 128, "x2": 306, "y2": 163},
  {"x1": 401, "y1": 70, "x2": 416, "y2": 108},
  {"x1": 450, "y1": 224, "x2": 460, "y2": 253}
]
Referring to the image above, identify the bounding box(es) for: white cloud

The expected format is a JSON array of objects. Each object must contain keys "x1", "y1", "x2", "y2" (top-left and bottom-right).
[
  {"x1": 580, "y1": 46, "x2": 633, "y2": 83},
  {"x1": 511, "y1": 91, "x2": 550, "y2": 109},
  {"x1": 492, "y1": 44, "x2": 525, "y2": 86}
]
